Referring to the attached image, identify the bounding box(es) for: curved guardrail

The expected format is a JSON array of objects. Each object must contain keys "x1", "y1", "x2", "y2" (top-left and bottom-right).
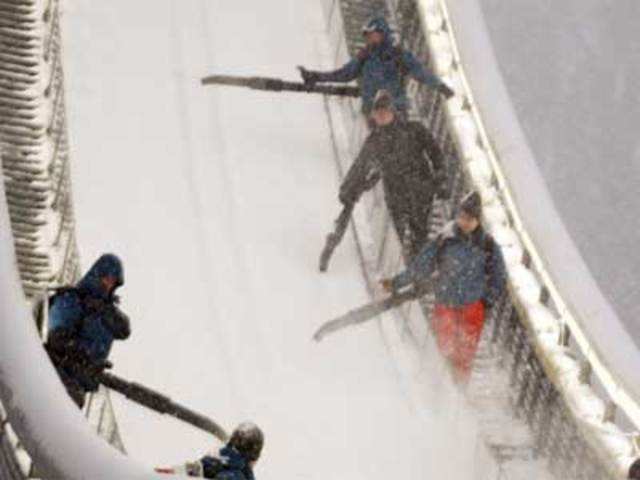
[
  {"x1": 321, "y1": 0, "x2": 639, "y2": 478},
  {"x1": 0, "y1": 0, "x2": 125, "y2": 477}
]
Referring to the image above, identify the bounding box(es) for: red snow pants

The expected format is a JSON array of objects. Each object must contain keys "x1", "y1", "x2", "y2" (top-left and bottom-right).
[{"x1": 432, "y1": 301, "x2": 485, "y2": 383}]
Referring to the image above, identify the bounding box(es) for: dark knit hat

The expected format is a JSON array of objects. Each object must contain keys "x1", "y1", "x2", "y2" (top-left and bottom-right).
[
  {"x1": 362, "y1": 17, "x2": 390, "y2": 37},
  {"x1": 229, "y1": 422, "x2": 264, "y2": 462},
  {"x1": 459, "y1": 191, "x2": 482, "y2": 219},
  {"x1": 372, "y1": 89, "x2": 395, "y2": 112}
]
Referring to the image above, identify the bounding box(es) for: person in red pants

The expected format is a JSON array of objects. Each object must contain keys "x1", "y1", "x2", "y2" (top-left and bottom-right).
[{"x1": 382, "y1": 191, "x2": 507, "y2": 383}]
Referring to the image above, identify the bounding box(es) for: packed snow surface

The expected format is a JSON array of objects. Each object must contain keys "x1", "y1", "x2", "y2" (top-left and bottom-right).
[
  {"x1": 479, "y1": 0, "x2": 640, "y2": 340},
  {"x1": 63, "y1": 1, "x2": 481, "y2": 479}
]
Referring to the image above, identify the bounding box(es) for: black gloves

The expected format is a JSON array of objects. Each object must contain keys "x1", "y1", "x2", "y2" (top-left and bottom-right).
[
  {"x1": 436, "y1": 82, "x2": 455, "y2": 99},
  {"x1": 98, "y1": 360, "x2": 113, "y2": 371},
  {"x1": 339, "y1": 169, "x2": 380, "y2": 206},
  {"x1": 380, "y1": 278, "x2": 396, "y2": 294},
  {"x1": 339, "y1": 188, "x2": 357, "y2": 207},
  {"x1": 297, "y1": 66, "x2": 320, "y2": 86},
  {"x1": 101, "y1": 304, "x2": 131, "y2": 340}
]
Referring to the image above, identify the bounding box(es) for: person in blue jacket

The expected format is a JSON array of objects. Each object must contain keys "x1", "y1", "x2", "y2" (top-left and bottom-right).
[
  {"x1": 156, "y1": 422, "x2": 264, "y2": 480},
  {"x1": 382, "y1": 191, "x2": 507, "y2": 383},
  {"x1": 298, "y1": 16, "x2": 454, "y2": 116},
  {"x1": 46, "y1": 253, "x2": 130, "y2": 408}
]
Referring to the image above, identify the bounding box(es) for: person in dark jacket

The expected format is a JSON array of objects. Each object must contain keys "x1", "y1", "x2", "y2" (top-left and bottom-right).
[
  {"x1": 381, "y1": 192, "x2": 507, "y2": 383},
  {"x1": 156, "y1": 423, "x2": 264, "y2": 479},
  {"x1": 46, "y1": 253, "x2": 130, "y2": 408},
  {"x1": 630, "y1": 458, "x2": 640, "y2": 479},
  {"x1": 298, "y1": 17, "x2": 453, "y2": 116},
  {"x1": 340, "y1": 90, "x2": 449, "y2": 258}
]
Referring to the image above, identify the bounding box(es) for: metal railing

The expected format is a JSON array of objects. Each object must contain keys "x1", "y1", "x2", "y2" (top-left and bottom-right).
[
  {"x1": 0, "y1": 0, "x2": 126, "y2": 477},
  {"x1": 321, "y1": 0, "x2": 639, "y2": 478}
]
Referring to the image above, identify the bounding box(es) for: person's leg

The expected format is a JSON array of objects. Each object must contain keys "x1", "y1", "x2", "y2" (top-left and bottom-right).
[
  {"x1": 387, "y1": 202, "x2": 414, "y2": 261},
  {"x1": 408, "y1": 198, "x2": 433, "y2": 258},
  {"x1": 59, "y1": 368, "x2": 86, "y2": 408},
  {"x1": 454, "y1": 301, "x2": 486, "y2": 383},
  {"x1": 432, "y1": 305, "x2": 458, "y2": 365}
]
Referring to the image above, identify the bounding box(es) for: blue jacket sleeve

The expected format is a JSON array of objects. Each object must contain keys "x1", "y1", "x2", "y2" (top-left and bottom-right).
[
  {"x1": 392, "y1": 241, "x2": 439, "y2": 290},
  {"x1": 402, "y1": 50, "x2": 442, "y2": 89},
  {"x1": 316, "y1": 58, "x2": 361, "y2": 83},
  {"x1": 485, "y1": 241, "x2": 507, "y2": 307},
  {"x1": 48, "y1": 293, "x2": 84, "y2": 333}
]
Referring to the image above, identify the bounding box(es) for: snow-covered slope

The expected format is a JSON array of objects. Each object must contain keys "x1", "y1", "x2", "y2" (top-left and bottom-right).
[{"x1": 63, "y1": 1, "x2": 479, "y2": 478}]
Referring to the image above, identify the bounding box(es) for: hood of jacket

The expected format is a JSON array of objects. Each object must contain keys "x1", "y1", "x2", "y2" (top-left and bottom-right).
[
  {"x1": 363, "y1": 17, "x2": 394, "y2": 51},
  {"x1": 76, "y1": 253, "x2": 124, "y2": 300}
]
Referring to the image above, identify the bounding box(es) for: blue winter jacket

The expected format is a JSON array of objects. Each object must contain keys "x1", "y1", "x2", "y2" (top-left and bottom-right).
[
  {"x1": 315, "y1": 17, "x2": 444, "y2": 113},
  {"x1": 199, "y1": 446, "x2": 256, "y2": 480},
  {"x1": 48, "y1": 254, "x2": 129, "y2": 387},
  {"x1": 392, "y1": 223, "x2": 507, "y2": 307}
]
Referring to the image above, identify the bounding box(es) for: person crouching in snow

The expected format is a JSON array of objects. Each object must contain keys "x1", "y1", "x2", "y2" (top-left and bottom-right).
[
  {"x1": 381, "y1": 191, "x2": 507, "y2": 383},
  {"x1": 156, "y1": 422, "x2": 264, "y2": 479},
  {"x1": 45, "y1": 253, "x2": 130, "y2": 408}
]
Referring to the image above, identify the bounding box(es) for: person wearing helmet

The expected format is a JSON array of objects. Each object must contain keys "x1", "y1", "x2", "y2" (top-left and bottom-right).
[
  {"x1": 338, "y1": 90, "x2": 449, "y2": 259},
  {"x1": 381, "y1": 192, "x2": 507, "y2": 383},
  {"x1": 45, "y1": 253, "x2": 130, "y2": 408},
  {"x1": 298, "y1": 16, "x2": 453, "y2": 116},
  {"x1": 156, "y1": 422, "x2": 264, "y2": 479}
]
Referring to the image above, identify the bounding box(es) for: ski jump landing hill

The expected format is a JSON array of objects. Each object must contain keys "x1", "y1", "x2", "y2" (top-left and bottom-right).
[{"x1": 0, "y1": 0, "x2": 638, "y2": 479}]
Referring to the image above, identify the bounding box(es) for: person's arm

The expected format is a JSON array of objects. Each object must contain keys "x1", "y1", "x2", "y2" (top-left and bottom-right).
[
  {"x1": 339, "y1": 135, "x2": 380, "y2": 205},
  {"x1": 47, "y1": 293, "x2": 84, "y2": 351},
  {"x1": 484, "y1": 238, "x2": 507, "y2": 309},
  {"x1": 408, "y1": 122, "x2": 448, "y2": 198},
  {"x1": 102, "y1": 304, "x2": 131, "y2": 340},
  {"x1": 391, "y1": 240, "x2": 439, "y2": 291},
  {"x1": 318, "y1": 58, "x2": 362, "y2": 83},
  {"x1": 299, "y1": 57, "x2": 362, "y2": 85},
  {"x1": 154, "y1": 461, "x2": 201, "y2": 476},
  {"x1": 402, "y1": 50, "x2": 454, "y2": 98},
  {"x1": 412, "y1": 123, "x2": 445, "y2": 173}
]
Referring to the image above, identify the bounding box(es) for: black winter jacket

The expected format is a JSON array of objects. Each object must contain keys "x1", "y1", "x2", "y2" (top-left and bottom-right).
[{"x1": 339, "y1": 120, "x2": 447, "y2": 209}]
